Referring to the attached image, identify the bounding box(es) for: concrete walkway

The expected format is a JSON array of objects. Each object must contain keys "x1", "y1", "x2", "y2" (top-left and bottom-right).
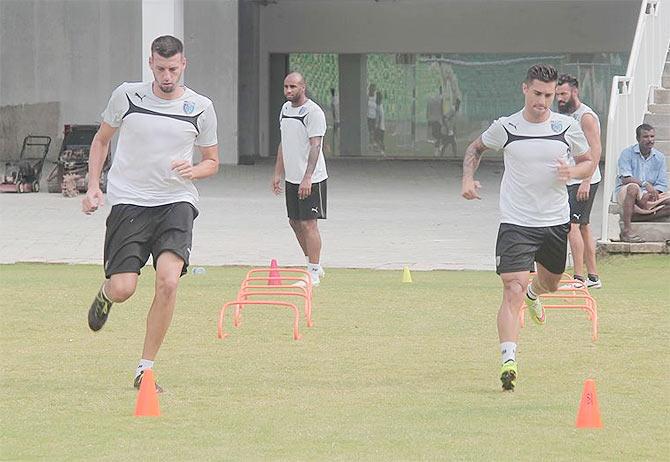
[{"x1": 0, "y1": 159, "x2": 603, "y2": 271}]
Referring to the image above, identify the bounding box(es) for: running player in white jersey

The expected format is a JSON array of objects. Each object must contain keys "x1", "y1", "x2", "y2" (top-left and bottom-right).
[
  {"x1": 81, "y1": 36, "x2": 219, "y2": 392},
  {"x1": 272, "y1": 72, "x2": 327, "y2": 286},
  {"x1": 461, "y1": 64, "x2": 593, "y2": 391},
  {"x1": 556, "y1": 74, "x2": 602, "y2": 289}
]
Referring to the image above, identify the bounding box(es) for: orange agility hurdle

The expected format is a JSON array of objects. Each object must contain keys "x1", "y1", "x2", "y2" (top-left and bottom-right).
[
  {"x1": 216, "y1": 266, "x2": 314, "y2": 342},
  {"x1": 235, "y1": 281, "x2": 313, "y2": 327},
  {"x1": 520, "y1": 273, "x2": 598, "y2": 341},
  {"x1": 236, "y1": 267, "x2": 314, "y2": 325},
  {"x1": 218, "y1": 300, "x2": 302, "y2": 340}
]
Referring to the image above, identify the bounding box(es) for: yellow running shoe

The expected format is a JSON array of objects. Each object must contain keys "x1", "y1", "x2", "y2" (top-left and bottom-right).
[
  {"x1": 525, "y1": 296, "x2": 545, "y2": 325},
  {"x1": 500, "y1": 360, "x2": 518, "y2": 391}
]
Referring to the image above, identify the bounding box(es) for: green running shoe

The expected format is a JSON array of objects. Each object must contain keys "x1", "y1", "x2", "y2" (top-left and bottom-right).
[
  {"x1": 500, "y1": 360, "x2": 518, "y2": 391},
  {"x1": 525, "y1": 296, "x2": 545, "y2": 325}
]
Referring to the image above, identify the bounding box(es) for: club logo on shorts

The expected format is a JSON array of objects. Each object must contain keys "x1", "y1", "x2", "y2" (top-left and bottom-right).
[
  {"x1": 183, "y1": 101, "x2": 195, "y2": 114},
  {"x1": 551, "y1": 120, "x2": 563, "y2": 133}
]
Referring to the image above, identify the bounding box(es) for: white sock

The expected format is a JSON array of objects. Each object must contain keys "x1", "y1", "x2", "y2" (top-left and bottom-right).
[
  {"x1": 500, "y1": 342, "x2": 517, "y2": 364},
  {"x1": 100, "y1": 284, "x2": 112, "y2": 303},
  {"x1": 307, "y1": 263, "x2": 321, "y2": 281},
  {"x1": 135, "y1": 359, "x2": 154, "y2": 379},
  {"x1": 526, "y1": 283, "x2": 538, "y2": 301}
]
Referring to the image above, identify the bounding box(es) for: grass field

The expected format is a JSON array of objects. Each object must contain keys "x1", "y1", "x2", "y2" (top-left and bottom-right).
[{"x1": 1, "y1": 255, "x2": 669, "y2": 461}]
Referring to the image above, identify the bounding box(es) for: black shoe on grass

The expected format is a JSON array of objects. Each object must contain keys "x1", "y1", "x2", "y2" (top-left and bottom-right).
[
  {"x1": 88, "y1": 287, "x2": 113, "y2": 331},
  {"x1": 134, "y1": 370, "x2": 164, "y2": 394}
]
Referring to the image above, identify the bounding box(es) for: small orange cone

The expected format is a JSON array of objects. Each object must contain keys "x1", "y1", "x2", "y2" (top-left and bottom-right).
[
  {"x1": 268, "y1": 259, "x2": 281, "y2": 285},
  {"x1": 134, "y1": 369, "x2": 160, "y2": 417},
  {"x1": 576, "y1": 379, "x2": 602, "y2": 428}
]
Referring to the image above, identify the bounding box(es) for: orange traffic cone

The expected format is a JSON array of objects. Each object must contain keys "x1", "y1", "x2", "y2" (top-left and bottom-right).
[
  {"x1": 268, "y1": 259, "x2": 281, "y2": 285},
  {"x1": 576, "y1": 379, "x2": 602, "y2": 428},
  {"x1": 134, "y1": 369, "x2": 160, "y2": 417}
]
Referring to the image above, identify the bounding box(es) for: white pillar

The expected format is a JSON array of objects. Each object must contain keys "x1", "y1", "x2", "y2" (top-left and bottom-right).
[{"x1": 141, "y1": 0, "x2": 184, "y2": 83}]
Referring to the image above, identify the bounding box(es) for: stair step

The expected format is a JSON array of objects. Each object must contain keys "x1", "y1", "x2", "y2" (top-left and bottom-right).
[
  {"x1": 655, "y1": 88, "x2": 670, "y2": 104},
  {"x1": 630, "y1": 221, "x2": 670, "y2": 242},
  {"x1": 644, "y1": 113, "x2": 670, "y2": 126},
  {"x1": 653, "y1": 125, "x2": 670, "y2": 139},
  {"x1": 654, "y1": 140, "x2": 670, "y2": 154},
  {"x1": 599, "y1": 241, "x2": 669, "y2": 254},
  {"x1": 663, "y1": 75, "x2": 670, "y2": 88},
  {"x1": 649, "y1": 103, "x2": 670, "y2": 114}
]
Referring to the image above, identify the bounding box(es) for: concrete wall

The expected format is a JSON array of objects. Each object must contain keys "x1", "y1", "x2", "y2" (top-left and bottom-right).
[
  {"x1": 0, "y1": 0, "x2": 238, "y2": 164},
  {"x1": 257, "y1": 0, "x2": 640, "y2": 155},
  {"x1": 184, "y1": 0, "x2": 238, "y2": 165},
  {"x1": 0, "y1": 0, "x2": 142, "y2": 160}
]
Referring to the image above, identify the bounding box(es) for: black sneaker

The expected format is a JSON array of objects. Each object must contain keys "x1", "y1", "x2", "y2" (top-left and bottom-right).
[
  {"x1": 134, "y1": 370, "x2": 164, "y2": 394},
  {"x1": 87, "y1": 288, "x2": 113, "y2": 331}
]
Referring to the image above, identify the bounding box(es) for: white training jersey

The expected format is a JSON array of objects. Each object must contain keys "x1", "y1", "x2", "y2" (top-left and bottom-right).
[
  {"x1": 481, "y1": 110, "x2": 589, "y2": 227},
  {"x1": 566, "y1": 103, "x2": 601, "y2": 185},
  {"x1": 101, "y1": 81, "x2": 218, "y2": 207},
  {"x1": 279, "y1": 99, "x2": 328, "y2": 184}
]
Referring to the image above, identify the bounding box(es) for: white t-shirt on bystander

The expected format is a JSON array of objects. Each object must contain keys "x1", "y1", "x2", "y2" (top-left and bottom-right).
[{"x1": 279, "y1": 99, "x2": 328, "y2": 184}]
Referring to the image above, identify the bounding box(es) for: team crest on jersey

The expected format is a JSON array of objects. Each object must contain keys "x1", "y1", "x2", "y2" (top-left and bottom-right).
[
  {"x1": 183, "y1": 101, "x2": 195, "y2": 114},
  {"x1": 551, "y1": 120, "x2": 563, "y2": 133},
  {"x1": 298, "y1": 107, "x2": 306, "y2": 115}
]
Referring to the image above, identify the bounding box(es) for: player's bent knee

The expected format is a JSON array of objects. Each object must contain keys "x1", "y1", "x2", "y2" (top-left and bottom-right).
[
  {"x1": 155, "y1": 275, "x2": 180, "y2": 297},
  {"x1": 107, "y1": 279, "x2": 137, "y2": 302}
]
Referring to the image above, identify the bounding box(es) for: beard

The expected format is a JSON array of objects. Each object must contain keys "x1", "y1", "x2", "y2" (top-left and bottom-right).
[
  {"x1": 557, "y1": 99, "x2": 576, "y2": 114},
  {"x1": 160, "y1": 83, "x2": 175, "y2": 93}
]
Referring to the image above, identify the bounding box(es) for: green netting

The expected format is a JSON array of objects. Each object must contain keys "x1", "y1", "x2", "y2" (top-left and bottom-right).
[{"x1": 287, "y1": 53, "x2": 627, "y2": 157}]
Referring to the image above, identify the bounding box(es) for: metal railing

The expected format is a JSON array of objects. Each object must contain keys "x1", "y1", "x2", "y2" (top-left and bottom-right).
[{"x1": 601, "y1": 0, "x2": 670, "y2": 242}]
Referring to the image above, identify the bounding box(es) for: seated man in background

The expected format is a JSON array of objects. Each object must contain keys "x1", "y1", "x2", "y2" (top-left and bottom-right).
[{"x1": 615, "y1": 123, "x2": 670, "y2": 242}]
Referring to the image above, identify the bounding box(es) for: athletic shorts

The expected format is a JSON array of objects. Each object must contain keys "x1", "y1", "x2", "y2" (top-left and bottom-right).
[
  {"x1": 567, "y1": 182, "x2": 599, "y2": 224},
  {"x1": 429, "y1": 122, "x2": 442, "y2": 140},
  {"x1": 103, "y1": 202, "x2": 198, "y2": 278},
  {"x1": 495, "y1": 222, "x2": 570, "y2": 275},
  {"x1": 285, "y1": 180, "x2": 327, "y2": 220}
]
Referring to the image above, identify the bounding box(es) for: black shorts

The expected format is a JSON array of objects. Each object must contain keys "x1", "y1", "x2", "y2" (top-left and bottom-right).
[
  {"x1": 285, "y1": 180, "x2": 327, "y2": 220},
  {"x1": 429, "y1": 122, "x2": 442, "y2": 140},
  {"x1": 103, "y1": 202, "x2": 198, "y2": 278},
  {"x1": 567, "y1": 182, "x2": 600, "y2": 224},
  {"x1": 495, "y1": 222, "x2": 570, "y2": 275}
]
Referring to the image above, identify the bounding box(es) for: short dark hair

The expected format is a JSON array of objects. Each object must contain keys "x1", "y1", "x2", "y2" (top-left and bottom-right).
[
  {"x1": 557, "y1": 74, "x2": 579, "y2": 88},
  {"x1": 636, "y1": 123, "x2": 654, "y2": 140},
  {"x1": 525, "y1": 64, "x2": 558, "y2": 84},
  {"x1": 151, "y1": 35, "x2": 183, "y2": 58}
]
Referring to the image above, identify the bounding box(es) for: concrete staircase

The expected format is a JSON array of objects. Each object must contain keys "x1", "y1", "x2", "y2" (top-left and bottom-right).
[
  {"x1": 605, "y1": 48, "x2": 670, "y2": 253},
  {"x1": 627, "y1": 47, "x2": 670, "y2": 246}
]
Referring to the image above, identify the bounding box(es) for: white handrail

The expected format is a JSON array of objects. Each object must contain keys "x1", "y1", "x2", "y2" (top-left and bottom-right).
[{"x1": 601, "y1": 0, "x2": 670, "y2": 242}]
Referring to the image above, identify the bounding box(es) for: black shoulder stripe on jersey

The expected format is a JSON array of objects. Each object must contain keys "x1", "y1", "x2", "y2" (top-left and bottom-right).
[
  {"x1": 280, "y1": 113, "x2": 307, "y2": 126},
  {"x1": 122, "y1": 94, "x2": 203, "y2": 132},
  {"x1": 503, "y1": 126, "x2": 570, "y2": 148}
]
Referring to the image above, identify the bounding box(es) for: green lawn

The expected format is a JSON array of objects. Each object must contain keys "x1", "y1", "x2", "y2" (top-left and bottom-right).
[{"x1": 1, "y1": 255, "x2": 669, "y2": 461}]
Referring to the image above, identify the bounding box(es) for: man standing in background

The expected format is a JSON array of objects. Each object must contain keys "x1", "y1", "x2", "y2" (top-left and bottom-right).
[
  {"x1": 556, "y1": 74, "x2": 602, "y2": 288},
  {"x1": 272, "y1": 72, "x2": 328, "y2": 286}
]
